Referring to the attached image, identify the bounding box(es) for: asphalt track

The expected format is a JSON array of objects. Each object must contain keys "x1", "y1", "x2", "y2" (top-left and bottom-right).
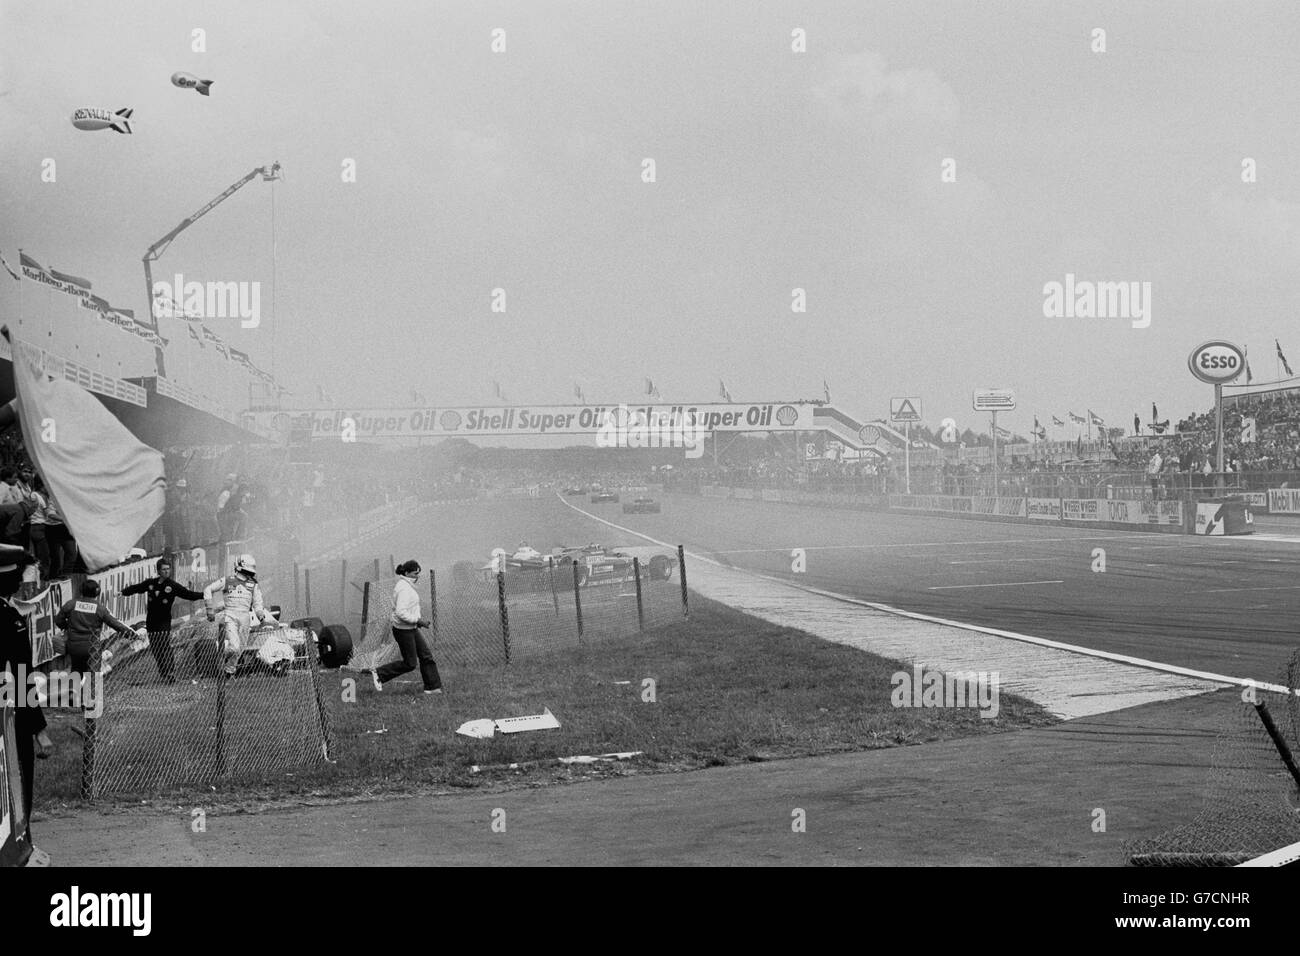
[{"x1": 598, "y1": 494, "x2": 1300, "y2": 685}]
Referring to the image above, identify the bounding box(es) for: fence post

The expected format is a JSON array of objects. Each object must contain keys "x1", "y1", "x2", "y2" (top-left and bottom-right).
[
  {"x1": 429, "y1": 570, "x2": 438, "y2": 641},
  {"x1": 304, "y1": 567, "x2": 312, "y2": 616},
  {"x1": 572, "y1": 560, "x2": 584, "y2": 641},
  {"x1": 373, "y1": 557, "x2": 380, "y2": 581},
  {"x1": 496, "y1": 571, "x2": 511, "y2": 663},
  {"x1": 79, "y1": 648, "x2": 99, "y2": 800},
  {"x1": 361, "y1": 581, "x2": 371, "y2": 641},
  {"x1": 677, "y1": 545, "x2": 689, "y2": 617},
  {"x1": 633, "y1": 557, "x2": 645, "y2": 632},
  {"x1": 549, "y1": 557, "x2": 559, "y2": 616},
  {"x1": 214, "y1": 668, "x2": 227, "y2": 783},
  {"x1": 293, "y1": 561, "x2": 300, "y2": 614},
  {"x1": 340, "y1": 559, "x2": 348, "y2": 619}
]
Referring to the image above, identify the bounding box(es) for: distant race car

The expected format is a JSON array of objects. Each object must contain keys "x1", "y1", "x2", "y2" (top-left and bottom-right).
[
  {"x1": 590, "y1": 491, "x2": 620, "y2": 503},
  {"x1": 563, "y1": 486, "x2": 588, "y2": 496},
  {"x1": 622, "y1": 497, "x2": 661, "y2": 514},
  {"x1": 451, "y1": 543, "x2": 676, "y2": 592}
]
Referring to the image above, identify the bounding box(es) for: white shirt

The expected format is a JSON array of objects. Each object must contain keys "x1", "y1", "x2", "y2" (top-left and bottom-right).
[{"x1": 390, "y1": 576, "x2": 422, "y2": 628}]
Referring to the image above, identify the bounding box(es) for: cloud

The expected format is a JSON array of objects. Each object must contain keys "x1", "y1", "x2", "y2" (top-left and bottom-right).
[{"x1": 811, "y1": 52, "x2": 959, "y2": 129}]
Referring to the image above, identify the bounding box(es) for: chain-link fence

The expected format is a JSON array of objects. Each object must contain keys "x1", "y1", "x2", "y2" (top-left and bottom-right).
[
  {"x1": 348, "y1": 548, "x2": 690, "y2": 670},
  {"x1": 67, "y1": 546, "x2": 690, "y2": 798},
  {"x1": 77, "y1": 620, "x2": 333, "y2": 799},
  {"x1": 1124, "y1": 650, "x2": 1300, "y2": 866}
]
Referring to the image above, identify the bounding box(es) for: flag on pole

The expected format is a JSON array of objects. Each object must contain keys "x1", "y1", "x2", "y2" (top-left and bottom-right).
[
  {"x1": 1088, "y1": 409, "x2": 1105, "y2": 426},
  {"x1": 0, "y1": 252, "x2": 20, "y2": 282},
  {"x1": 644, "y1": 377, "x2": 654, "y2": 396},
  {"x1": 719, "y1": 379, "x2": 732, "y2": 402},
  {"x1": 1277, "y1": 339, "x2": 1293, "y2": 377},
  {"x1": 1245, "y1": 345, "x2": 1253, "y2": 384},
  {"x1": 573, "y1": 383, "x2": 585, "y2": 403},
  {"x1": 823, "y1": 380, "x2": 831, "y2": 403},
  {"x1": 49, "y1": 268, "x2": 91, "y2": 292},
  {"x1": 1051, "y1": 415, "x2": 1064, "y2": 427},
  {"x1": 316, "y1": 385, "x2": 331, "y2": 405},
  {"x1": 187, "y1": 324, "x2": 204, "y2": 348},
  {"x1": 18, "y1": 252, "x2": 47, "y2": 276},
  {"x1": 1068, "y1": 411, "x2": 1086, "y2": 425},
  {"x1": 5, "y1": 329, "x2": 164, "y2": 570}
]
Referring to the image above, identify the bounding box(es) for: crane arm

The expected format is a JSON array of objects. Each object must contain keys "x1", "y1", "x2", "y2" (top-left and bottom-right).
[
  {"x1": 142, "y1": 161, "x2": 280, "y2": 379},
  {"x1": 143, "y1": 162, "x2": 281, "y2": 264}
]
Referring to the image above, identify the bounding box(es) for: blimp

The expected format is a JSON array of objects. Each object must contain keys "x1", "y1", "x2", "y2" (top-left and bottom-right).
[
  {"x1": 171, "y1": 72, "x2": 213, "y2": 96},
  {"x1": 70, "y1": 107, "x2": 133, "y2": 134}
]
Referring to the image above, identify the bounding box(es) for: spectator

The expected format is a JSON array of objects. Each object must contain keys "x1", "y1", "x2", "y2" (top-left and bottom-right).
[
  {"x1": 0, "y1": 494, "x2": 33, "y2": 548},
  {"x1": 0, "y1": 468, "x2": 19, "y2": 506},
  {"x1": 27, "y1": 476, "x2": 49, "y2": 580},
  {"x1": 43, "y1": 492, "x2": 76, "y2": 578},
  {"x1": 1146, "y1": 450, "x2": 1164, "y2": 499},
  {"x1": 0, "y1": 544, "x2": 52, "y2": 847}
]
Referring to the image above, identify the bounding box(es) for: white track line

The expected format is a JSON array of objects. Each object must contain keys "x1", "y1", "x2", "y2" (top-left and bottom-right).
[
  {"x1": 1203, "y1": 585, "x2": 1300, "y2": 594},
  {"x1": 928, "y1": 580, "x2": 1064, "y2": 590},
  {"x1": 948, "y1": 557, "x2": 1060, "y2": 565},
  {"x1": 706, "y1": 533, "x2": 1171, "y2": 553},
  {"x1": 557, "y1": 493, "x2": 1298, "y2": 697}
]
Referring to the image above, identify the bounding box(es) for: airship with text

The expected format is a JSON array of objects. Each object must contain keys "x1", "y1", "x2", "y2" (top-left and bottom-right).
[
  {"x1": 70, "y1": 107, "x2": 133, "y2": 134},
  {"x1": 170, "y1": 72, "x2": 213, "y2": 96}
]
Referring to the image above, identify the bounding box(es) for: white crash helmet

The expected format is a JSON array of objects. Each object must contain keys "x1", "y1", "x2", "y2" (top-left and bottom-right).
[{"x1": 234, "y1": 553, "x2": 257, "y2": 578}]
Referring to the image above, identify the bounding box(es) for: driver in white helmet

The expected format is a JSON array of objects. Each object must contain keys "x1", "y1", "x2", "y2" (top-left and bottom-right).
[{"x1": 203, "y1": 553, "x2": 275, "y2": 676}]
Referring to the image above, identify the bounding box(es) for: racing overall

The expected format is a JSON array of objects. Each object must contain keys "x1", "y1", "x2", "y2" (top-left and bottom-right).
[{"x1": 204, "y1": 572, "x2": 273, "y2": 674}]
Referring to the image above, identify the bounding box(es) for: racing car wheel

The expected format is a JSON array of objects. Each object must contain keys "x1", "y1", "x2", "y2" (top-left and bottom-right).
[
  {"x1": 648, "y1": 554, "x2": 673, "y2": 580},
  {"x1": 316, "y1": 624, "x2": 353, "y2": 669}
]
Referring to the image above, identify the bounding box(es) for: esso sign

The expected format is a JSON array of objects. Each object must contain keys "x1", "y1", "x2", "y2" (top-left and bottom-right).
[{"x1": 1188, "y1": 341, "x2": 1245, "y2": 384}]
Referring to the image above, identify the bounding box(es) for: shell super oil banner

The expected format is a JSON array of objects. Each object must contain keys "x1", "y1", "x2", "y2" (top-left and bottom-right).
[{"x1": 0, "y1": 702, "x2": 32, "y2": 867}]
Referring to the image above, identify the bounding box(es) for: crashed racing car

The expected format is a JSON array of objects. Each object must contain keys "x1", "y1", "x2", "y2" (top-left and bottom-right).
[{"x1": 451, "y1": 542, "x2": 676, "y2": 592}]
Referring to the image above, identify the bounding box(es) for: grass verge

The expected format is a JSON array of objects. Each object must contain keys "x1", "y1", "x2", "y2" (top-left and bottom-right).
[{"x1": 33, "y1": 595, "x2": 1057, "y2": 813}]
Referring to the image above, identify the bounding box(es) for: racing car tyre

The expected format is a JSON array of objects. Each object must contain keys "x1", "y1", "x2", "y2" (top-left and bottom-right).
[
  {"x1": 317, "y1": 625, "x2": 353, "y2": 668},
  {"x1": 648, "y1": 554, "x2": 672, "y2": 580}
]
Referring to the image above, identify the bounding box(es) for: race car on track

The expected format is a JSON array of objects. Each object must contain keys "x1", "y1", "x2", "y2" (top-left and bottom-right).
[
  {"x1": 622, "y1": 497, "x2": 661, "y2": 514},
  {"x1": 450, "y1": 543, "x2": 676, "y2": 593},
  {"x1": 590, "y1": 491, "x2": 620, "y2": 503},
  {"x1": 563, "y1": 486, "x2": 588, "y2": 496}
]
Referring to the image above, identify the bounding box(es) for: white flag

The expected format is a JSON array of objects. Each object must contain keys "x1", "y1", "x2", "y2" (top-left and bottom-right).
[{"x1": 8, "y1": 333, "x2": 165, "y2": 570}]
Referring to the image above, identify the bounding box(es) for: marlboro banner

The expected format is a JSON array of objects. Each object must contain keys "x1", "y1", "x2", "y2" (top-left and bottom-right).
[{"x1": 292, "y1": 402, "x2": 816, "y2": 441}]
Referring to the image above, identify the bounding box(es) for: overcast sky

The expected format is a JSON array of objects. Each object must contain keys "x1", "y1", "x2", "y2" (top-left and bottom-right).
[{"x1": 3, "y1": 0, "x2": 1300, "y2": 437}]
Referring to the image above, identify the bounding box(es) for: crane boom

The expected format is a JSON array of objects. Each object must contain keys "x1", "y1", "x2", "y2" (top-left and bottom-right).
[{"x1": 143, "y1": 161, "x2": 281, "y2": 377}]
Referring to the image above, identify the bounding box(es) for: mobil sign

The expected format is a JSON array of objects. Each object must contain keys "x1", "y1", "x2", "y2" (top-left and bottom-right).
[{"x1": 1188, "y1": 341, "x2": 1245, "y2": 385}]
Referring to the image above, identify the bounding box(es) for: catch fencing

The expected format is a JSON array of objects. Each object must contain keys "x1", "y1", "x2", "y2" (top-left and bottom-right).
[
  {"x1": 76, "y1": 620, "x2": 333, "y2": 799},
  {"x1": 1124, "y1": 650, "x2": 1300, "y2": 866},
  {"x1": 349, "y1": 548, "x2": 691, "y2": 671}
]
